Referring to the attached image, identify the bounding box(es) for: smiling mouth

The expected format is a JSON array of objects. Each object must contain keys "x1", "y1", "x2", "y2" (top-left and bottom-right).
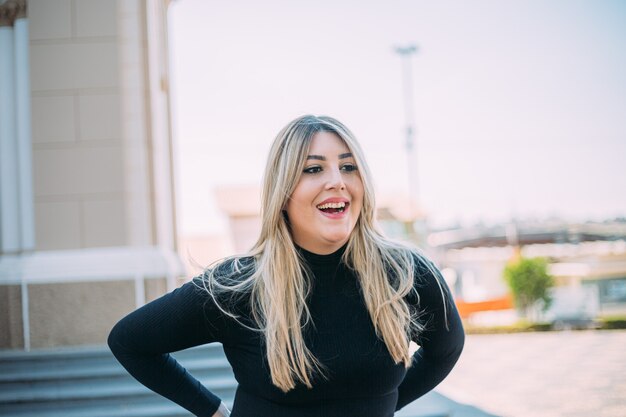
[{"x1": 316, "y1": 202, "x2": 349, "y2": 214}]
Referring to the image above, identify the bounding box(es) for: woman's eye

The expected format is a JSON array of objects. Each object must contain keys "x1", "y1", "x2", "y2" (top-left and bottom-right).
[
  {"x1": 341, "y1": 164, "x2": 358, "y2": 172},
  {"x1": 303, "y1": 166, "x2": 322, "y2": 174}
]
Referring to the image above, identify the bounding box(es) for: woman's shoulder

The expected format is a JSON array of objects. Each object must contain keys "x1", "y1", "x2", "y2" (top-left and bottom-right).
[
  {"x1": 379, "y1": 243, "x2": 448, "y2": 302},
  {"x1": 188, "y1": 255, "x2": 257, "y2": 309},
  {"x1": 379, "y1": 242, "x2": 433, "y2": 278},
  {"x1": 195, "y1": 254, "x2": 257, "y2": 285},
  {"x1": 410, "y1": 251, "x2": 442, "y2": 282},
  {"x1": 408, "y1": 251, "x2": 456, "y2": 315},
  {"x1": 189, "y1": 255, "x2": 258, "y2": 323},
  {"x1": 381, "y1": 241, "x2": 438, "y2": 275}
]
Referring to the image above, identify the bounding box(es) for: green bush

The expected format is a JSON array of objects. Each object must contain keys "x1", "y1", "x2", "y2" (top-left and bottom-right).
[
  {"x1": 503, "y1": 257, "x2": 554, "y2": 320},
  {"x1": 599, "y1": 317, "x2": 626, "y2": 330},
  {"x1": 463, "y1": 320, "x2": 552, "y2": 334},
  {"x1": 463, "y1": 317, "x2": 626, "y2": 334}
]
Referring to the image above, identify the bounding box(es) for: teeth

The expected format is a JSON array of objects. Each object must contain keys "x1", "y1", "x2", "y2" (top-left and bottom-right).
[{"x1": 316, "y1": 202, "x2": 346, "y2": 209}]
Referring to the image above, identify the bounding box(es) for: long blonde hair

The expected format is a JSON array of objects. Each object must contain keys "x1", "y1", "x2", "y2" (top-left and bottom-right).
[{"x1": 201, "y1": 115, "x2": 447, "y2": 392}]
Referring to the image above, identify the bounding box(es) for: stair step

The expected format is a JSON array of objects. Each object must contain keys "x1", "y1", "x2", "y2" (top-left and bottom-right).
[
  {"x1": 0, "y1": 374, "x2": 236, "y2": 403},
  {"x1": 0, "y1": 395, "x2": 236, "y2": 417},
  {"x1": 0, "y1": 344, "x2": 223, "y2": 365},
  {"x1": 0, "y1": 356, "x2": 231, "y2": 383}
]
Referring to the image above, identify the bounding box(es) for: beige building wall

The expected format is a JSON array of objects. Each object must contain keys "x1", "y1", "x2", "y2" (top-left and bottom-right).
[
  {"x1": 0, "y1": 0, "x2": 184, "y2": 351},
  {"x1": 30, "y1": 0, "x2": 126, "y2": 251}
]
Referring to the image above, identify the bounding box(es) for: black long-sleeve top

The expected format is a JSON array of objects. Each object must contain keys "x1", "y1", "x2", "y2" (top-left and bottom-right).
[{"x1": 108, "y1": 244, "x2": 465, "y2": 417}]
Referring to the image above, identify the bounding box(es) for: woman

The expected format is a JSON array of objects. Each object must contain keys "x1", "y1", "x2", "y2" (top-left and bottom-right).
[{"x1": 108, "y1": 115, "x2": 464, "y2": 417}]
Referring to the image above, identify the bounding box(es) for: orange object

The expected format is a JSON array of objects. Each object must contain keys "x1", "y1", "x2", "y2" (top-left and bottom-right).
[{"x1": 455, "y1": 295, "x2": 514, "y2": 319}]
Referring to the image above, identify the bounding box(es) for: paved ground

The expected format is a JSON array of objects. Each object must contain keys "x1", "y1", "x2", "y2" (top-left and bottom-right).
[{"x1": 435, "y1": 330, "x2": 626, "y2": 417}]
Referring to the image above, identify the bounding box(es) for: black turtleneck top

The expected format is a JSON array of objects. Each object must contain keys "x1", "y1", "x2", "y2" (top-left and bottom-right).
[{"x1": 108, "y1": 244, "x2": 464, "y2": 417}]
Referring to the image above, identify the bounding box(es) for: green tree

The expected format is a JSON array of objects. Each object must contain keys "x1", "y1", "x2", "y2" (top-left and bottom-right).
[{"x1": 503, "y1": 257, "x2": 554, "y2": 321}]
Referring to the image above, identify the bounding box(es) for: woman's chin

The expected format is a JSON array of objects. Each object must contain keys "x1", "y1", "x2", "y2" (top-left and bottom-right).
[{"x1": 320, "y1": 234, "x2": 350, "y2": 248}]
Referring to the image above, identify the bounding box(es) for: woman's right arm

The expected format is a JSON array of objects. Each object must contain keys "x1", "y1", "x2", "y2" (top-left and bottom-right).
[{"x1": 108, "y1": 276, "x2": 226, "y2": 417}]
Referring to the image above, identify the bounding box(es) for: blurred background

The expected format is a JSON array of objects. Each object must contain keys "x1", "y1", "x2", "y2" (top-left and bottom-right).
[{"x1": 0, "y1": 0, "x2": 624, "y2": 416}]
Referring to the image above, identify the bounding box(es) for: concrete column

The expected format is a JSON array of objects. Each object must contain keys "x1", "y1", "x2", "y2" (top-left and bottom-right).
[
  {"x1": 146, "y1": 0, "x2": 175, "y2": 252},
  {"x1": 0, "y1": 0, "x2": 31, "y2": 350},
  {"x1": 117, "y1": 0, "x2": 155, "y2": 248},
  {"x1": 145, "y1": 0, "x2": 177, "y2": 291},
  {"x1": 14, "y1": 0, "x2": 34, "y2": 253},
  {"x1": 0, "y1": 0, "x2": 20, "y2": 255}
]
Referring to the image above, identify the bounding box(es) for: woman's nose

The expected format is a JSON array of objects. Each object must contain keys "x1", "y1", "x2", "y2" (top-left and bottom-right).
[{"x1": 325, "y1": 167, "x2": 346, "y2": 190}]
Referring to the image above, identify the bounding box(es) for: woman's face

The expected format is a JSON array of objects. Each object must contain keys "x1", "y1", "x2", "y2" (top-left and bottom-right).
[{"x1": 285, "y1": 131, "x2": 364, "y2": 255}]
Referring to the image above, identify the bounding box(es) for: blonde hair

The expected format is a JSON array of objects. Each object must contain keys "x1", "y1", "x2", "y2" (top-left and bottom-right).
[{"x1": 200, "y1": 115, "x2": 447, "y2": 392}]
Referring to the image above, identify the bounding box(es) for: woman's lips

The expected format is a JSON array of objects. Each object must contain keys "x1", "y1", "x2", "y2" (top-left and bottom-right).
[{"x1": 317, "y1": 202, "x2": 350, "y2": 219}]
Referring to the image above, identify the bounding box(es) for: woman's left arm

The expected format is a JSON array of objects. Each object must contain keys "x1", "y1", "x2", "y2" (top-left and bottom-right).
[{"x1": 395, "y1": 257, "x2": 465, "y2": 411}]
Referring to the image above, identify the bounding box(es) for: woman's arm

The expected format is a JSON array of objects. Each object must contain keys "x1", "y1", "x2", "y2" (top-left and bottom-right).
[
  {"x1": 395, "y1": 257, "x2": 465, "y2": 410},
  {"x1": 108, "y1": 276, "x2": 226, "y2": 417}
]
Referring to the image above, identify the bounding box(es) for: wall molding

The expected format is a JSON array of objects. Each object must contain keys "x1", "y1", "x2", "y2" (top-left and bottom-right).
[{"x1": 0, "y1": 245, "x2": 186, "y2": 285}]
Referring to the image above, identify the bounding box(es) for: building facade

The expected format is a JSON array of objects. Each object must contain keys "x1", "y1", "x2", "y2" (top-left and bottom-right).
[{"x1": 0, "y1": 0, "x2": 183, "y2": 350}]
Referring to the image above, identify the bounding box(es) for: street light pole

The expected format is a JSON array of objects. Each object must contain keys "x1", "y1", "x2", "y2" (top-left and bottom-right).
[{"x1": 395, "y1": 44, "x2": 419, "y2": 236}]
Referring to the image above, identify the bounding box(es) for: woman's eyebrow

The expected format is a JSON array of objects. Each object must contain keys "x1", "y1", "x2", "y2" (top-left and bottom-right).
[{"x1": 306, "y1": 153, "x2": 353, "y2": 161}]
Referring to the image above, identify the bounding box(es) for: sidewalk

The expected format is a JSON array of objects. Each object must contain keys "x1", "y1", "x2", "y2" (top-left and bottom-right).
[{"x1": 437, "y1": 330, "x2": 626, "y2": 417}]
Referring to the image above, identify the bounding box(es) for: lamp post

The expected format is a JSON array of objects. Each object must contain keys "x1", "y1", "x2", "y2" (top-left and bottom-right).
[{"x1": 395, "y1": 44, "x2": 419, "y2": 238}]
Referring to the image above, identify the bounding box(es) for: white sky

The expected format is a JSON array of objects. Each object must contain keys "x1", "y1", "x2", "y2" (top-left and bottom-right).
[{"x1": 168, "y1": 0, "x2": 626, "y2": 236}]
